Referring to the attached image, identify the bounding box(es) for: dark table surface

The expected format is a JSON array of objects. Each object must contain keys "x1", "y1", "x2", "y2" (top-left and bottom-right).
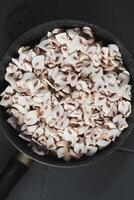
[{"x1": 0, "y1": 0, "x2": 134, "y2": 199}]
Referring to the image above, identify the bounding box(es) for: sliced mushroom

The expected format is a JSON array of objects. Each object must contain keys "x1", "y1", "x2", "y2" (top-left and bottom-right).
[
  {"x1": 96, "y1": 139, "x2": 111, "y2": 148},
  {"x1": 85, "y1": 146, "x2": 97, "y2": 156},
  {"x1": 24, "y1": 110, "x2": 39, "y2": 125},
  {"x1": 7, "y1": 117, "x2": 17, "y2": 129},
  {"x1": 54, "y1": 117, "x2": 69, "y2": 130},
  {"x1": 0, "y1": 95, "x2": 12, "y2": 107},
  {"x1": 63, "y1": 127, "x2": 78, "y2": 145},
  {"x1": 46, "y1": 136, "x2": 56, "y2": 150},
  {"x1": 57, "y1": 147, "x2": 66, "y2": 158},
  {"x1": 63, "y1": 52, "x2": 78, "y2": 67},
  {"x1": 67, "y1": 72, "x2": 78, "y2": 87},
  {"x1": 55, "y1": 32, "x2": 69, "y2": 45},
  {"x1": 27, "y1": 124, "x2": 38, "y2": 133},
  {"x1": 118, "y1": 118, "x2": 128, "y2": 131},
  {"x1": 76, "y1": 80, "x2": 90, "y2": 93},
  {"x1": 32, "y1": 55, "x2": 45, "y2": 69},
  {"x1": 118, "y1": 100, "x2": 131, "y2": 117},
  {"x1": 67, "y1": 35, "x2": 83, "y2": 54},
  {"x1": 66, "y1": 28, "x2": 79, "y2": 39}
]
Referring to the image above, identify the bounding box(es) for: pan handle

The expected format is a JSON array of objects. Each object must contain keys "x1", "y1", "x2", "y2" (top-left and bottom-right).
[{"x1": 0, "y1": 152, "x2": 32, "y2": 199}]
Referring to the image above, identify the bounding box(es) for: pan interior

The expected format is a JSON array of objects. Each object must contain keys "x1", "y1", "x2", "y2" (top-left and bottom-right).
[{"x1": 0, "y1": 20, "x2": 134, "y2": 168}]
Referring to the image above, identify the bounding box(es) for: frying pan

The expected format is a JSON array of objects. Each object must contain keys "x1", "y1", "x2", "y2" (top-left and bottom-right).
[{"x1": 0, "y1": 20, "x2": 134, "y2": 199}]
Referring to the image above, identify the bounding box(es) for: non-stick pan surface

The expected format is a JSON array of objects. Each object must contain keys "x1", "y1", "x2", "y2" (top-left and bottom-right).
[{"x1": 0, "y1": 20, "x2": 134, "y2": 168}]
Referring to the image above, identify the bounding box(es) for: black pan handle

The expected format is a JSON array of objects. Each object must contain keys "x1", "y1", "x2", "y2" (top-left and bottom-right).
[{"x1": 0, "y1": 152, "x2": 32, "y2": 199}]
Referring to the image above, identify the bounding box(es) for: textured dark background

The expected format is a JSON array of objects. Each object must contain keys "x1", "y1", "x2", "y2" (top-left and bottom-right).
[{"x1": 0, "y1": 0, "x2": 134, "y2": 199}]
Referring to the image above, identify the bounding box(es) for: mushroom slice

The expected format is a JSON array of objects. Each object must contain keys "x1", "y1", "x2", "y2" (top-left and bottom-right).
[
  {"x1": 113, "y1": 114, "x2": 123, "y2": 124},
  {"x1": 107, "y1": 94, "x2": 121, "y2": 102},
  {"x1": 108, "y1": 44, "x2": 120, "y2": 57},
  {"x1": 46, "y1": 136, "x2": 56, "y2": 150},
  {"x1": 118, "y1": 100, "x2": 131, "y2": 117},
  {"x1": 12, "y1": 58, "x2": 22, "y2": 69},
  {"x1": 82, "y1": 27, "x2": 93, "y2": 37},
  {"x1": 108, "y1": 103, "x2": 118, "y2": 117},
  {"x1": 67, "y1": 35, "x2": 83, "y2": 54},
  {"x1": 101, "y1": 102, "x2": 112, "y2": 116},
  {"x1": 27, "y1": 124, "x2": 38, "y2": 133},
  {"x1": 18, "y1": 96, "x2": 29, "y2": 106},
  {"x1": 91, "y1": 54, "x2": 101, "y2": 67},
  {"x1": 48, "y1": 66, "x2": 59, "y2": 80},
  {"x1": 54, "y1": 117, "x2": 69, "y2": 130},
  {"x1": 7, "y1": 117, "x2": 17, "y2": 129},
  {"x1": 60, "y1": 46, "x2": 69, "y2": 58},
  {"x1": 119, "y1": 84, "x2": 131, "y2": 100},
  {"x1": 102, "y1": 47, "x2": 109, "y2": 59},
  {"x1": 77, "y1": 126, "x2": 89, "y2": 135},
  {"x1": 63, "y1": 52, "x2": 78, "y2": 67},
  {"x1": 6, "y1": 63, "x2": 18, "y2": 74},
  {"x1": 118, "y1": 118, "x2": 128, "y2": 131},
  {"x1": 32, "y1": 145, "x2": 45, "y2": 156},
  {"x1": 37, "y1": 39, "x2": 51, "y2": 51},
  {"x1": 94, "y1": 92, "x2": 106, "y2": 108},
  {"x1": 0, "y1": 95, "x2": 12, "y2": 107},
  {"x1": 0, "y1": 86, "x2": 14, "y2": 96},
  {"x1": 92, "y1": 78, "x2": 105, "y2": 91},
  {"x1": 71, "y1": 91, "x2": 80, "y2": 99},
  {"x1": 21, "y1": 124, "x2": 27, "y2": 131},
  {"x1": 85, "y1": 146, "x2": 97, "y2": 156},
  {"x1": 68, "y1": 109, "x2": 82, "y2": 119},
  {"x1": 42, "y1": 101, "x2": 51, "y2": 118},
  {"x1": 66, "y1": 28, "x2": 79, "y2": 39},
  {"x1": 63, "y1": 127, "x2": 78, "y2": 145},
  {"x1": 96, "y1": 139, "x2": 111, "y2": 148},
  {"x1": 38, "y1": 135, "x2": 47, "y2": 146},
  {"x1": 32, "y1": 55, "x2": 45, "y2": 69},
  {"x1": 52, "y1": 28, "x2": 63, "y2": 34},
  {"x1": 55, "y1": 32, "x2": 69, "y2": 45},
  {"x1": 54, "y1": 71, "x2": 68, "y2": 87},
  {"x1": 57, "y1": 147, "x2": 67, "y2": 158},
  {"x1": 118, "y1": 71, "x2": 130, "y2": 86},
  {"x1": 32, "y1": 127, "x2": 44, "y2": 139},
  {"x1": 64, "y1": 99, "x2": 79, "y2": 111},
  {"x1": 26, "y1": 49, "x2": 36, "y2": 62},
  {"x1": 19, "y1": 133, "x2": 31, "y2": 142},
  {"x1": 105, "y1": 121, "x2": 116, "y2": 129},
  {"x1": 5, "y1": 74, "x2": 18, "y2": 91},
  {"x1": 24, "y1": 110, "x2": 39, "y2": 125},
  {"x1": 107, "y1": 129, "x2": 121, "y2": 141},
  {"x1": 10, "y1": 108, "x2": 19, "y2": 118},
  {"x1": 33, "y1": 91, "x2": 51, "y2": 103},
  {"x1": 21, "y1": 62, "x2": 33, "y2": 72},
  {"x1": 12, "y1": 104, "x2": 27, "y2": 115},
  {"x1": 18, "y1": 113, "x2": 24, "y2": 125},
  {"x1": 18, "y1": 46, "x2": 30, "y2": 54},
  {"x1": 70, "y1": 149, "x2": 81, "y2": 159},
  {"x1": 74, "y1": 143, "x2": 86, "y2": 155},
  {"x1": 52, "y1": 105, "x2": 64, "y2": 119},
  {"x1": 62, "y1": 86, "x2": 71, "y2": 94},
  {"x1": 45, "y1": 126, "x2": 57, "y2": 137},
  {"x1": 76, "y1": 80, "x2": 90, "y2": 93},
  {"x1": 56, "y1": 140, "x2": 68, "y2": 147},
  {"x1": 79, "y1": 63, "x2": 93, "y2": 78},
  {"x1": 67, "y1": 72, "x2": 78, "y2": 87}
]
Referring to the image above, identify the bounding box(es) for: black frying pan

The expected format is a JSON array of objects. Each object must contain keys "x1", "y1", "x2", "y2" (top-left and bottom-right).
[{"x1": 0, "y1": 20, "x2": 134, "y2": 199}]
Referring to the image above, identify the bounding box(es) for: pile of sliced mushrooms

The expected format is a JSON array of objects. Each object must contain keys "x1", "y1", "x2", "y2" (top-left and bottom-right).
[{"x1": 0, "y1": 27, "x2": 131, "y2": 160}]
